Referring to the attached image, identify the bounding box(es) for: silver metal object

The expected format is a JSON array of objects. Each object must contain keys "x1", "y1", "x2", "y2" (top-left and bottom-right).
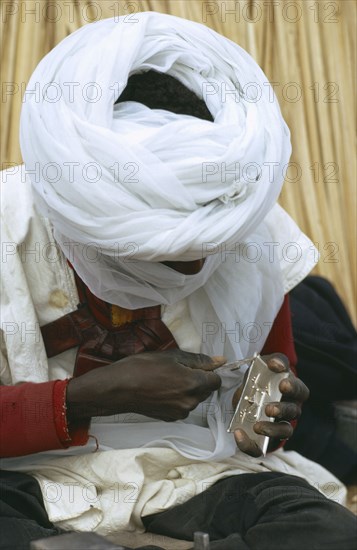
[
  {"x1": 193, "y1": 531, "x2": 210, "y2": 550},
  {"x1": 227, "y1": 354, "x2": 289, "y2": 455},
  {"x1": 30, "y1": 532, "x2": 125, "y2": 549}
]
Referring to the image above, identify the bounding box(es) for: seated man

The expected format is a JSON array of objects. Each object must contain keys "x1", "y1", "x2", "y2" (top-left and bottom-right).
[{"x1": 1, "y1": 12, "x2": 356, "y2": 550}]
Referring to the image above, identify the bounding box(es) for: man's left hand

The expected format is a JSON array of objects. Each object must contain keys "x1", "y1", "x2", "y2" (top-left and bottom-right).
[{"x1": 232, "y1": 353, "x2": 310, "y2": 457}]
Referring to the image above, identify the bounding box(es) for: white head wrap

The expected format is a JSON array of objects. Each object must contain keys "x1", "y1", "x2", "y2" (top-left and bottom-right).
[{"x1": 20, "y1": 13, "x2": 317, "y2": 460}]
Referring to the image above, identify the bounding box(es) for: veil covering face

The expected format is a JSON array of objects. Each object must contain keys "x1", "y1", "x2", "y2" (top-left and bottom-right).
[{"x1": 20, "y1": 12, "x2": 317, "y2": 459}]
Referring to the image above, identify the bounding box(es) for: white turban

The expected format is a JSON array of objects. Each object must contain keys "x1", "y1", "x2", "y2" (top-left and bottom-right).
[{"x1": 20, "y1": 12, "x2": 317, "y2": 459}]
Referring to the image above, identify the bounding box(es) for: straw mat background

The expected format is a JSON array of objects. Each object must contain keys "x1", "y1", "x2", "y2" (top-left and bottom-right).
[{"x1": 1, "y1": 0, "x2": 356, "y2": 324}]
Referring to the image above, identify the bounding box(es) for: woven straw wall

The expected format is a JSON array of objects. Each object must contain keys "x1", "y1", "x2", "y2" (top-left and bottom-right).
[{"x1": 1, "y1": 0, "x2": 356, "y2": 324}]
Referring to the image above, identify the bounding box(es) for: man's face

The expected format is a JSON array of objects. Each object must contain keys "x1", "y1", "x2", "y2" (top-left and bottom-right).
[{"x1": 162, "y1": 259, "x2": 205, "y2": 275}]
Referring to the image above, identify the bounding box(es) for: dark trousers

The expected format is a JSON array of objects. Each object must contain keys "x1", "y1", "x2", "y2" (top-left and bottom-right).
[
  {"x1": 0, "y1": 471, "x2": 64, "y2": 549},
  {"x1": 1, "y1": 470, "x2": 356, "y2": 550},
  {"x1": 144, "y1": 472, "x2": 357, "y2": 549}
]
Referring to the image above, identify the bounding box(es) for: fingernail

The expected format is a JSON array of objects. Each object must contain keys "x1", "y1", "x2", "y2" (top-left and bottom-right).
[
  {"x1": 281, "y1": 380, "x2": 292, "y2": 392},
  {"x1": 270, "y1": 358, "x2": 285, "y2": 371},
  {"x1": 234, "y1": 430, "x2": 244, "y2": 442},
  {"x1": 212, "y1": 356, "x2": 226, "y2": 364}
]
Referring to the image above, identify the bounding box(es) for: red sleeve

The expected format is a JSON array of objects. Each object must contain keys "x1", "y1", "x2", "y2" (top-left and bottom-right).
[
  {"x1": 261, "y1": 294, "x2": 298, "y2": 451},
  {"x1": 261, "y1": 294, "x2": 297, "y2": 374},
  {"x1": 0, "y1": 380, "x2": 89, "y2": 458}
]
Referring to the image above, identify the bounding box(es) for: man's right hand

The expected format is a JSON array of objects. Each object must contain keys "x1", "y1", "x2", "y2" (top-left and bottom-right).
[{"x1": 66, "y1": 350, "x2": 224, "y2": 422}]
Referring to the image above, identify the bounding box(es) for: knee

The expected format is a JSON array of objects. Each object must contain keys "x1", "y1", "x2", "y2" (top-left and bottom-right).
[{"x1": 250, "y1": 473, "x2": 340, "y2": 514}]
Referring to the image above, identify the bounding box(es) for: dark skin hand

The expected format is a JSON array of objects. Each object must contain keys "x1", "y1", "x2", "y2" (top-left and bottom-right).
[
  {"x1": 232, "y1": 353, "x2": 310, "y2": 457},
  {"x1": 66, "y1": 350, "x2": 224, "y2": 423}
]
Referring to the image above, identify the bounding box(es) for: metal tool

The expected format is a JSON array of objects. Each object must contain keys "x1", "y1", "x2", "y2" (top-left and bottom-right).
[
  {"x1": 213, "y1": 353, "x2": 258, "y2": 373},
  {"x1": 193, "y1": 531, "x2": 210, "y2": 550},
  {"x1": 30, "y1": 532, "x2": 126, "y2": 549}
]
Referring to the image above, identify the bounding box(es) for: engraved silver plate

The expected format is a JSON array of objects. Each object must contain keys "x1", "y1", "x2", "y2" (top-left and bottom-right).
[{"x1": 227, "y1": 354, "x2": 289, "y2": 455}]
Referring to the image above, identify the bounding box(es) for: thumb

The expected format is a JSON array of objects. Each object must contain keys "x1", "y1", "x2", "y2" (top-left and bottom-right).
[{"x1": 175, "y1": 350, "x2": 226, "y2": 371}]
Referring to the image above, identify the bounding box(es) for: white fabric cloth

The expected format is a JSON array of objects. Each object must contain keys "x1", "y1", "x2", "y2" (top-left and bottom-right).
[
  {"x1": 20, "y1": 13, "x2": 291, "y2": 268},
  {"x1": 1, "y1": 167, "x2": 345, "y2": 537}
]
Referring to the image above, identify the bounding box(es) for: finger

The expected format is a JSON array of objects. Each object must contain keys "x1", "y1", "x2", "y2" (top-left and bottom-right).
[
  {"x1": 194, "y1": 369, "x2": 222, "y2": 392},
  {"x1": 176, "y1": 350, "x2": 226, "y2": 371},
  {"x1": 254, "y1": 420, "x2": 293, "y2": 440},
  {"x1": 234, "y1": 429, "x2": 263, "y2": 457},
  {"x1": 265, "y1": 401, "x2": 301, "y2": 421},
  {"x1": 263, "y1": 353, "x2": 290, "y2": 373},
  {"x1": 201, "y1": 357, "x2": 227, "y2": 371},
  {"x1": 279, "y1": 374, "x2": 310, "y2": 402},
  {"x1": 205, "y1": 371, "x2": 222, "y2": 391}
]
